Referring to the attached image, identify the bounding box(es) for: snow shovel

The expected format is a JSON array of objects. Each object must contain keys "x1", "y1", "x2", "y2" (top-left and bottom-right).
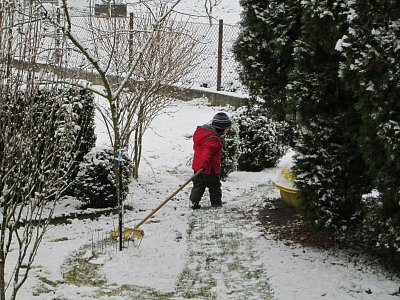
[{"x1": 111, "y1": 168, "x2": 203, "y2": 241}]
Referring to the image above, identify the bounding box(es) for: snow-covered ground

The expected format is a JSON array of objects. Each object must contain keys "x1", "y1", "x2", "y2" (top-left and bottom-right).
[
  {"x1": 12, "y1": 98, "x2": 400, "y2": 299},
  {"x1": 6, "y1": 1, "x2": 400, "y2": 299},
  {"x1": 67, "y1": 0, "x2": 242, "y2": 25}
]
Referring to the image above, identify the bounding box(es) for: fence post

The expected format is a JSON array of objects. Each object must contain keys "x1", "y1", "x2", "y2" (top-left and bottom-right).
[
  {"x1": 217, "y1": 19, "x2": 223, "y2": 91},
  {"x1": 55, "y1": 8, "x2": 61, "y2": 64},
  {"x1": 129, "y1": 13, "x2": 133, "y2": 66},
  {"x1": 0, "y1": 4, "x2": 2, "y2": 50}
]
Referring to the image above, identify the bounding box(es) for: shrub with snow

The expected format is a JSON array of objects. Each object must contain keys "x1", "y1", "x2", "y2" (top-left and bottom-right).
[
  {"x1": 234, "y1": 0, "x2": 400, "y2": 266},
  {"x1": 362, "y1": 197, "x2": 400, "y2": 265},
  {"x1": 220, "y1": 120, "x2": 240, "y2": 180},
  {"x1": 234, "y1": 106, "x2": 287, "y2": 172},
  {"x1": 338, "y1": 1, "x2": 400, "y2": 216},
  {"x1": 62, "y1": 88, "x2": 96, "y2": 195},
  {"x1": 0, "y1": 87, "x2": 96, "y2": 201},
  {"x1": 73, "y1": 147, "x2": 131, "y2": 208}
]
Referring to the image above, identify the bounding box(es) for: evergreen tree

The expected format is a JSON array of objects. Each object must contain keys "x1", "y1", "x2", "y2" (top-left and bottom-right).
[
  {"x1": 233, "y1": 0, "x2": 302, "y2": 121},
  {"x1": 63, "y1": 88, "x2": 97, "y2": 194},
  {"x1": 290, "y1": 0, "x2": 372, "y2": 232},
  {"x1": 337, "y1": 0, "x2": 400, "y2": 262},
  {"x1": 234, "y1": 0, "x2": 400, "y2": 263},
  {"x1": 338, "y1": 0, "x2": 400, "y2": 214},
  {"x1": 220, "y1": 120, "x2": 240, "y2": 180}
]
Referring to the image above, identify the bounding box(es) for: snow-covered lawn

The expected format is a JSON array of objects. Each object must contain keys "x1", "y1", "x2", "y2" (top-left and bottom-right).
[
  {"x1": 13, "y1": 98, "x2": 400, "y2": 300},
  {"x1": 6, "y1": 1, "x2": 400, "y2": 299}
]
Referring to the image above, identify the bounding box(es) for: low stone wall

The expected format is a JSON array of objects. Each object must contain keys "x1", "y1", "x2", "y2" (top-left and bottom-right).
[
  {"x1": 179, "y1": 88, "x2": 248, "y2": 108},
  {"x1": 12, "y1": 60, "x2": 248, "y2": 108}
]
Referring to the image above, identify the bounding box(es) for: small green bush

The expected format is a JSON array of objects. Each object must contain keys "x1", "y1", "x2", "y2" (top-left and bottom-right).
[
  {"x1": 362, "y1": 197, "x2": 400, "y2": 266},
  {"x1": 234, "y1": 106, "x2": 287, "y2": 172},
  {"x1": 220, "y1": 120, "x2": 240, "y2": 180},
  {"x1": 73, "y1": 147, "x2": 131, "y2": 208}
]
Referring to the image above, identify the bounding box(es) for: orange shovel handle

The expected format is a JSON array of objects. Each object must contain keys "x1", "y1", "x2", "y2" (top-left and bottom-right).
[{"x1": 134, "y1": 168, "x2": 203, "y2": 229}]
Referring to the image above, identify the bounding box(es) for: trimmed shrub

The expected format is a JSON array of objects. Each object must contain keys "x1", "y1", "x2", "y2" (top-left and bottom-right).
[
  {"x1": 362, "y1": 196, "x2": 400, "y2": 266},
  {"x1": 0, "y1": 87, "x2": 96, "y2": 202},
  {"x1": 234, "y1": 106, "x2": 287, "y2": 172},
  {"x1": 73, "y1": 147, "x2": 131, "y2": 208},
  {"x1": 64, "y1": 89, "x2": 96, "y2": 174},
  {"x1": 62, "y1": 88, "x2": 97, "y2": 195},
  {"x1": 220, "y1": 120, "x2": 240, "y2": 180}
]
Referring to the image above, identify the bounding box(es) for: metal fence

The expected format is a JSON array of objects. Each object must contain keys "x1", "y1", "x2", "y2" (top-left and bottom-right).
[
  {"x1": 49, "y1": 11, "x2": 241, "y2": 92},
  {"x1": 180, "y1": 19, "x2": 241, "y2": 92}
]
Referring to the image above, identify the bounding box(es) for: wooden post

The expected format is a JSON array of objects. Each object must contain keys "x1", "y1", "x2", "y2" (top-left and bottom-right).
[
  {"x1": 0, "y1": 3, "x2": 3, "y2": 51},
  {"x1": 129, "y1": 13, "x2": 133, "y2": 66},
  {"x1": 217, "y1": 19, "x2": 223, "y2": 91},
  {"x1": 55, "y1": 8, "x2": 61, "y2": 64},
  {"x1": 116, "y1": 149, "x2": 124, "y2": 251},
  {"x1": 118, "y1": 161, "x2": 123, "y2": 251}
]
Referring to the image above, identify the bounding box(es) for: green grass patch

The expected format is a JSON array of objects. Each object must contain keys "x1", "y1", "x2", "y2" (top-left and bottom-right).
[{"x1": 62, "y1": 251, "x2": 107, "y2": 287}]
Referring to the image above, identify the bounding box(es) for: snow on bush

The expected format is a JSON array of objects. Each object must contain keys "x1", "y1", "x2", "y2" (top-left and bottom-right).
[
  {"x1": 233, "y1": 106, "x2": 287, "y2": 172},
  {"x1": 220, "y1": 120, "x2": 240, "y2": 180},
  {"x1": 62, "y1": 88, "x2": 97, "y2": 195},
  {"x1": 362, "y1": 196, "x2": 400, "y2": 265},
  {"x1": 73, "y1": 147, "x2": 131, "y2": 208}
]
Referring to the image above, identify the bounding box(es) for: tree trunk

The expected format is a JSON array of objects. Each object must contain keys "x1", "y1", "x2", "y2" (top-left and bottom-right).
[{"x1": 0, "y1": 259, "x2": 5, "y2": 300}]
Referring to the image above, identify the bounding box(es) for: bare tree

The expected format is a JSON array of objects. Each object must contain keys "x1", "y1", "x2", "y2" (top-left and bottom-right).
[
  {"x1": 0, "y1": 3, "x2": 84, "y2": 300},
  {"x1": 204, "y1": 0, "x2": 222, "y2": 24},
  {"x1": 93, "y1": 12, "x2": 201, "y2": 178},
  {"x1": 46, "y1": 1, "x2": 186, "y2": 251},
  {"x1": 32, "y1": 0, "x2": 220, "y2": 251},
  {"x1": 39, "y1": 0, "x2": 220, "y2": 177},
  {"x1": 0, "y1": 0, "x2": 220, "y2": 298}
]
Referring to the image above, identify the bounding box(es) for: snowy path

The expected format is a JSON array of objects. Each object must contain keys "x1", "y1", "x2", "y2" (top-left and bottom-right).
[
  {"x1": 15, "y1": 100, "x2": 400, "y2": 299},
  {"x1": 175, "y1": 187, "x2": 274, "y2": 299}
]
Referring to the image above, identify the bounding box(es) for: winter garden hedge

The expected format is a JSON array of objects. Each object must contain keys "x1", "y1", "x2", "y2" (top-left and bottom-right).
[
  {"x1": 62, "y1": 88, "x2": 97, "y2": 195},
  {"x1": 221, "y1": 105, "x2": 290, "y2": 179},
  {"x1": 233, "y1": 0, "x2": 400, "y2": 266},
  {"x1": 0, "y1": 87, "x2": 96, "y2": 201},
  {"x1": 73, "y1": 147, "x2": 131, "y2": 208}
]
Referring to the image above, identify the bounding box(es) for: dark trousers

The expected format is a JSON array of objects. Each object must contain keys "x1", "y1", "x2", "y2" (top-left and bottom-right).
[{"x1": 189, "y1": 169, "x2": 222, "y2": 205}]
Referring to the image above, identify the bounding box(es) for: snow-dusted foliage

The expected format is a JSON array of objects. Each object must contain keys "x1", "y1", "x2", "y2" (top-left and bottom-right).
[
  {"x1": 338, "y1": 0, "x2": 400, "y2": 212},
  {"x1": 220, "y1": 120, "x2": 240, "y2": 180},
  {"x1": 288, "y1": 0, "x2": 372, "y2": 233},
  {"x1": 233, "y1": 0, "x2": 301, "y2": 121},
  {"x1": 293, "y1": 118, "x2": 370, "y2": 231},
  {"x1": 337, "y1": 0, "x2": 400, "y2": 261},
  {"x1": 363, "y1": 197, "x2": 400, "y2": 266},
  {"x1": 234, "y1": 106, "x2": 287, "y2": 172},
  {"x1": 235, "y1": 0, "x2": 400, "y2": 262},
  {"x1": 220, "y1": 105, "x2": 290, "y2": 177},
  {"x1": 1, "y1": 87, "x2": 96, "y2": 199},
  {"x1": 73, "y1": 147, "x2": 131, "y2": 208},
  {"x1": 61, "y1": 88, "x2": 96, "y2": 195},
  {"x1": 234, "y1": 0, "x2": 371, "y2": 231},
  {"x1": 0, "y1": 85, "x2": 87, "y2": 298},
  {"x1": 64, "y1": 88, "x2": 96, "y2": 166}
]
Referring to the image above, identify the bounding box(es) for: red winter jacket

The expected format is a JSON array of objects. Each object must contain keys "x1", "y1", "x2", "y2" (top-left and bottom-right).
[{"x1": 192, "y1": 125, "x2": 223, "y2": 174}]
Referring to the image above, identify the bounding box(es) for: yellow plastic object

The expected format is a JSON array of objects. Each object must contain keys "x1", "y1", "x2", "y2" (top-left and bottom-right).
[
  {"x1": 272, "y1": 162, "x2": 301, "y2": 207},
  {"x1": 109, "y1": 227, "x2": 144, "y2": 241},
  {"x1": 276, "y1": 186, "x2": 300, "y2": 207}
]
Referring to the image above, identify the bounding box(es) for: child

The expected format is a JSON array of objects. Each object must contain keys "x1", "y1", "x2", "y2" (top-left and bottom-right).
[{"x1": 189, "y1": 112, "x2": 231, "y2": 209}]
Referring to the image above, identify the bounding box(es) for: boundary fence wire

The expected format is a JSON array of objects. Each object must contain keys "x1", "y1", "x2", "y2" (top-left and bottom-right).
[{"x1": 56, "y1": 10, "x2": 243, "y2": 92}]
